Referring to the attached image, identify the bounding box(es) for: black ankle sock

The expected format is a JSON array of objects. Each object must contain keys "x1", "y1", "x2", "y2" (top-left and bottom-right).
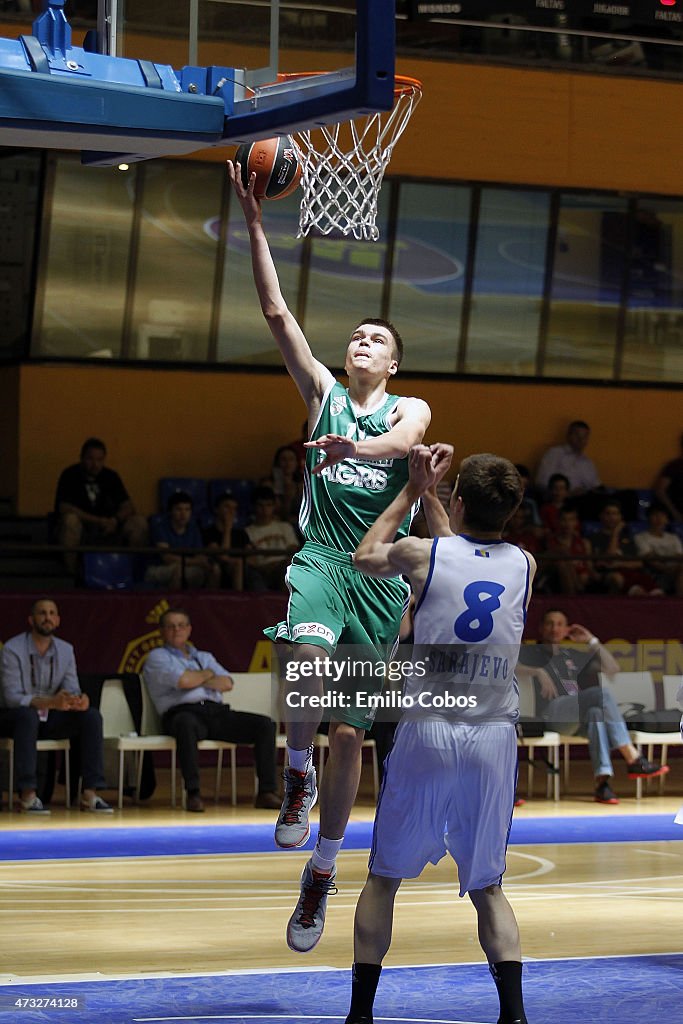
[
  {"x1": 346, "y1": 961, "x2": 381, "y2": 1023},
  {"x1": 489, "y1": 960, "x2": 527, "y2": 1024}
]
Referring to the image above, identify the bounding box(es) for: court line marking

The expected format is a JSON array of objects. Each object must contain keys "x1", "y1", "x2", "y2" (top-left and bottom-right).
[
  {"x1": 0, "y1": 951, "x2": 680, "y2": 987},
  {"x1": 2, "y1": 885, "x2": 681, "y2": 913},
  {"x1": 131, "y1": 1015, "x2": 489, "y2": 1024},
  {"x1": 633, "y1": 848, "x2": 681, "y2": 858}
]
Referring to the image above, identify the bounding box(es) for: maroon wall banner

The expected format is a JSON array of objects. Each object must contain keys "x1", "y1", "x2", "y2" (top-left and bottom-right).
[
  {"x1": 524, "y1": 596, "x2": 683, "y2": 677},
  {"x1": 0, "y1": 592, "x2": 288, "y2": 675},
  {"x1": 0, "y1": 593, "x2": 680, "y2": 677}
]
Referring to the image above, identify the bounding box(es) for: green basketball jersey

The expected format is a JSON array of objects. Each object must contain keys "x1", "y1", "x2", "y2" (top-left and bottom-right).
[{"x1": 299, "y1": 380, "x2": 416, "y2": 553}]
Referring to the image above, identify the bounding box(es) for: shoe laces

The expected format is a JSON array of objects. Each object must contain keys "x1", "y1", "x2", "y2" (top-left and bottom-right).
[
  {"x1": 297, "y1": 871, "x2": 338, "y2": 929},
  {"x1": 282, "y1": 772, "x2": 310, "y2": 825}
]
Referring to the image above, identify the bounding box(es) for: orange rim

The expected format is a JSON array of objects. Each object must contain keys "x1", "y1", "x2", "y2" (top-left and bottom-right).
[{"x1": 275, "y1": 71, "x2": 422, "y2": 99}]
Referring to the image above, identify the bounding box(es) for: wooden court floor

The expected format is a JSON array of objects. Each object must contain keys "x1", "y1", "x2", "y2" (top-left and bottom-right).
[{"x1": 0, "y1": 763, "x2": 681, "y2": 982}]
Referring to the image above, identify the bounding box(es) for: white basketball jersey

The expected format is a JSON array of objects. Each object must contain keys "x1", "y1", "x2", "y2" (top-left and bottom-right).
[{"x1": 407, "y1": 534, "x2": 531, "y2": 722}]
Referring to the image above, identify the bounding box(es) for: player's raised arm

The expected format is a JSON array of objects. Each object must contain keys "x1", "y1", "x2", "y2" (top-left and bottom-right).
[
  {"x1": 419, "y1": 443, "x2": 455, "y2": 537},
  {"x1": 227, "y1": 160, "x2": 332, "y2": 409},
  {"x1": 354, "y1": 446, "x2": 441, "y2": 585},
  {"x1": 356, "y1": 396, "x2": 431, "y2": 461},
  {"x1": 306, "y1": 397, "x2": 432, "y2": 475}
]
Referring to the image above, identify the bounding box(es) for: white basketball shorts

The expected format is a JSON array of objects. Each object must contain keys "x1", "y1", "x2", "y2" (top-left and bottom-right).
[{"x1": 369, "y1": 717, "x2": 517, "y2": 895}]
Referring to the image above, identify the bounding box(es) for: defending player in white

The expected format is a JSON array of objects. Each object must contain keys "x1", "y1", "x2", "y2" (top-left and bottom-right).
[{"x1": 346, "y1": 444, "x2": 535, "y2": 1024}]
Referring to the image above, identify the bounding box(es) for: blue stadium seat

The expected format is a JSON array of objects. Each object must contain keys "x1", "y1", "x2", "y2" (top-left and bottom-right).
[
  {"x1": 207, "y1": 478, "x2": 255, "y2": 527},
  {"x1": 635, "y1": 489, "x2": 654, "y2": 520},
  {"x1": 629, "y1": 520, "x2": 648, "y2": 535},
  {"x1": 82, "y1": 553, "x2": 134, "y2": 590},
  {"x1": 158, "y1": 477, "x2": 208, "y2": 515}
]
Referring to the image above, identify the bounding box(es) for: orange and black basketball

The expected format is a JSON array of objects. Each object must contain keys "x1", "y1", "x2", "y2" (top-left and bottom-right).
[{"x1": 235, "y1": 135, "x2": 302, "y2": 200}]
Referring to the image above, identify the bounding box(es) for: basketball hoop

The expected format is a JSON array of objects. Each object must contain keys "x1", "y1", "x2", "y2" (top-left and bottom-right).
[{"x1": 277, "y1": 72, "x2": 422, "y2": 241}]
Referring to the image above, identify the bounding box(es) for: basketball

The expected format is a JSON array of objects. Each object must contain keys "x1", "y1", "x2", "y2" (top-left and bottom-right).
[{"x1": 235, "y1": 135, "x2": 302, "y2": 200}]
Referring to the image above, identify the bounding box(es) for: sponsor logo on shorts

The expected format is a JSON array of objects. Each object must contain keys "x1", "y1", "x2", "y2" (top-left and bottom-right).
[{"x1": 291, "y1": 622, "x2": 336, "y2": 646}]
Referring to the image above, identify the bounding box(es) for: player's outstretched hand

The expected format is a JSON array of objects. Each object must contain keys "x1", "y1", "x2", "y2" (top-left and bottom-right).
[
  {"x1": 305, "y1": 434, "x2": 357, "y2": 475},
  {"x1": 408, "y1": 445, "x2": 438, "y2": 495},
  {"x1": 226, "y1": 159, "x2": 262, "y2": 225},
  {"x1": 427, "y1": 443, "x2": 454, "y2": 485}
]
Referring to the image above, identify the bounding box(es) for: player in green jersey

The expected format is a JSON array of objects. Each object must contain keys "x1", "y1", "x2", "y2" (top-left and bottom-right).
[{"x1": 228, "y1": 160, "x2": 431, "y2": 953}]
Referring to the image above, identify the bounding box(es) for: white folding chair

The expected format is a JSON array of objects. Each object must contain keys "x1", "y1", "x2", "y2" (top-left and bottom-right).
[
  {"x1": 638, "y1": 674, "x2": 683, "y2": 795},
  {"x1": 100, "y1": 677, "x2": 177, "y2": 809},
  {"x1": 0, "y1": 736, "x2": 71, "y2": 810},
  {"x1": 313, "y1": 732, "x2": 380, "y2": 799},
  {"x1": 516, "y1": 676, "x2": 560, "y2": 801},
  {"x1": 189, "y1": 672, "x2": 282, "y2": 807},
  {"x1": 559, "y1": 732, "x2": 589, "y2": 793},
  {"x1": 195, "y1": 739, "x2": 238, "y2": 806},
  {"x1": 605, "y1": 671, "x2": 673, "y2": 799}
]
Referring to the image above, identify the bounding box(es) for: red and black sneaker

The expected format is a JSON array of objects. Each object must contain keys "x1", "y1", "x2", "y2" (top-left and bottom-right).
[
  {"x1": 595, "y1": 780, "x2": 619, "y2": 804},
  {"x1": 627, "y1": 757, "x2": 670, "y2": 780}
]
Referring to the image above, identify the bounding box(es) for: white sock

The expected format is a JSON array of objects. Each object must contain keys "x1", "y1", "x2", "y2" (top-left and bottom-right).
[
  {"x1": 287, "y1": 745, "x2": 313, "y2": 773},
  {"x1": 311, "y1": 834, "x2": 344, "y2": 873}
]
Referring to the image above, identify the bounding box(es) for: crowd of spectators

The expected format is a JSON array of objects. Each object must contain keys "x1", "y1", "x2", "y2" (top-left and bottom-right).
[
  {"x1": 501, "y1": 423, "x2": 683, "y2": 596},
  {"x1": 43, "y1": 425, "x2": 683, "y2": 594}
]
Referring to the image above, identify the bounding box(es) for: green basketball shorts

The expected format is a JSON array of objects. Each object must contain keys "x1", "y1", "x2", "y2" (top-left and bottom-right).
[{"x1": 265, "y1": 541, "x2": 410, "y2": 729}]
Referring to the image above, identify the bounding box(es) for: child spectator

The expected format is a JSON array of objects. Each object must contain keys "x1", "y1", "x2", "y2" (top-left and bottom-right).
[
  {"x1": 540, "y1": 473, "x2": 571, "y2": 534},
  {"x1": 546, "y1": 506, "x2": 596, "y2": 595},
  {"x1": 634, "y1": 503, "x2": 682, "y2": 596},
  {"x1": 591, "y1": 500, "x2": 660, "y2": 596}
]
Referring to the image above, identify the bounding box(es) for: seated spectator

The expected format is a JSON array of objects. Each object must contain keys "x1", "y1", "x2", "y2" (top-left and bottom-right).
[
  {"x1": 535, "y1": 420, "x2": 601, "y2": 500},
  {"x1": 143, "y1": 608, "x2": 280, "y2": 812},
  {"x1": 517, "y1": 609, "x2": 668, "y2": 805},
  {"x1": 653, "y1": 431, "x2": 683, "y2": 522},
  {"x1": 55, "y1": 437, "x2": 148, "y2": 574},
  {"x1": 546, "y1": 506, "x2": 597, "y2": 595},
  {"x1": 540, "y1": 473, "x2": 571, "y2": 533},
  {"x1": 286, "y1": 420, "x2": 308, "y2": 475},
  {"x1": 503, "y1": 504, "x2": 544, "y2": 555},
  {"x1": 514, "y1": 463, "x2": 541, "y2": 525},
  {"x1": 0, "y1": 598, "x2": 112, "y2": 814},
  {"x1": 272, "y1": 444, "x2": 304, "y2": 526},
  {"x1": 145, "y1": 492, "x2": 220, "y2": 590},
  {"x1": 202, "y1": 490, "x2": 250, "y2": 591},
  {"x1": 634, "y1": 502, "x2": 683, "y2": 596},
  {"x1": 590, "y1": 499, "x2": 659, "y2": 596},
  {"x1": 245, "y1": 487, "x2": 300, "y2": 592}
]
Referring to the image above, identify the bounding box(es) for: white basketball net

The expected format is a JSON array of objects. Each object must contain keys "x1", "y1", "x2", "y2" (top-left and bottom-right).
[{"x1": 292, "y1": 78, "x2": 422, "y2": 242}]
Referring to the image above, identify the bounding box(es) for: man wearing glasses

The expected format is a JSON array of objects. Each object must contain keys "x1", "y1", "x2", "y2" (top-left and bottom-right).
[{"x1": 143, "y1": 607, "x2": 280, "y2": 813}]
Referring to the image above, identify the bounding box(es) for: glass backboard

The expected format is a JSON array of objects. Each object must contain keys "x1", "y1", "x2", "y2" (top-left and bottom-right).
[{"x1": 0, "y1": 0, "x2": 394, "y2": 157}]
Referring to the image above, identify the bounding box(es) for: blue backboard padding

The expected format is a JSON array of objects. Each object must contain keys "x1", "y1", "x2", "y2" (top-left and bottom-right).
[
  {"x1": 0, "y1": 67, "x2": 225, "y2": 137},
  {"x1": 0, "y1": 814, "x2": 679, "y2": 861},
  {"x1": 0, "y1": 34, "x2": 185, "y2": 90},
  {"x1": 0, "y1": 36, "x2": 32, "y2": 70}
]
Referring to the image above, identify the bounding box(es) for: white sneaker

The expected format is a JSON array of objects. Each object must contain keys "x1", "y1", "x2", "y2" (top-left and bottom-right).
[
  {"x1": 21, "y1": 796, "x2": 50, "y2": 815},
  {"x1": 286, "y1": 858, "x2": 337, "y2": 953},
  {"x1": 80, "y1": 795, "x2": 114, "y2": 813},
  {"x1": 275, "y1": 767, "x2": 317, "y2": 849}
]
